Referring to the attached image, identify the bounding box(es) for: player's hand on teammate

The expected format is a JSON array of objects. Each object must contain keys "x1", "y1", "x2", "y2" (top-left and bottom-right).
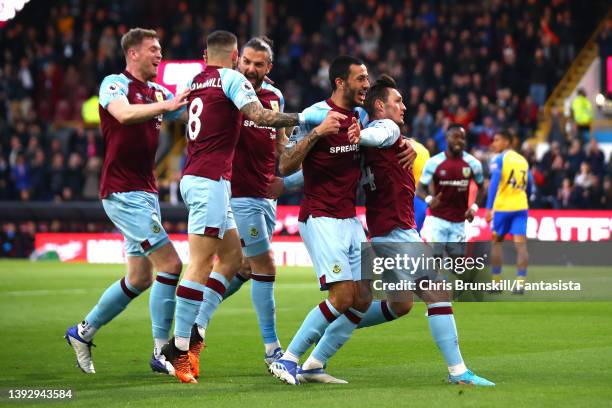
[
  {"x1": 397, "y1": 138, "x2": 417, "y2": 169},
  {"x1": 485, "y1": 209, "x2": 493, "y2": 223},
  {"x1": 428, "y1": 192, "x2": 443, "y2": 209},
  {"x1": 267, "y1": 176, "x2": 285, "y2": 199},
  {"x1": 347, "y1": 117, "x2": 360, "y2": 144},
  {"x1": 314, "y1": 111, "x2": 346, "y2": 137},
  {"x1": 164, "y1": 88, "x2": 191, "y2": 112}
]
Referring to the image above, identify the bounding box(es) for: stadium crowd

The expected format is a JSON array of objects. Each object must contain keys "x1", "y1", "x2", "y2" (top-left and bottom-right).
[{"x1": 1, "y1": 0, "x2": 611, "y2": 217}]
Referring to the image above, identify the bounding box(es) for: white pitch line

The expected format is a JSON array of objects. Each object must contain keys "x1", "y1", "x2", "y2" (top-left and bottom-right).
[{"x1": 1, "y1": 288, "x2": 93, "y2": 297}]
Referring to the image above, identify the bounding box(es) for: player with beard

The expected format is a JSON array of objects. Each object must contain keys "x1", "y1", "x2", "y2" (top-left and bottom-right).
[
  {"x1": 163, "y1": 31, "x2": 341, "y2": 383},
  {"x1": 269, "y1": 57, "x2": 414, "y2": 385}
]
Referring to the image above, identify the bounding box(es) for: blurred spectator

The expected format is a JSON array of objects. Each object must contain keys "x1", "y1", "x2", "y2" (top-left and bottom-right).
[
  {"x1": 547, "y1": 106, "x2": 567, "y2": 145},
  {"x1": 0, "y1": 156, "x2": 13, "y2": 199},
  {"x1": 601, "y1": 176, "x2": 612, "y2": 208},
  {"x1": 539, "y1": 141, "x2": 567, "y2": 203},
  {"x1": 48, "y1": 152, "x2": 66, "y2": 201},
  {"x1": 63, "y1": 152, "x2": 84, "y2": 200},
  {"x1": 574, "y1": 162, "x2": 594, "y2": 189},
  {"x1": 585, "y1": 139, "x2": 605, "y2": 177},
  {"x1": 412, "y1": 103, "x2": 434, "y2": 144},
  {"x1": 565, "y1": 139, "x2": 585, "y2": 177},
  {"x1": 555, "y1": 177, "x2": 576, "y2": 209},
  {"x1": 529, "y1": 49, "x2": 549, "y2": 107},
  {"x1": 10, "y1": 152, "x2": 30, "y2": 201},
  {"x1": 29, "y1": 149, "x2": 49, "y2": 200},
  {"x1": 573, "y1": 162, "x2": 601, "y2": 208},
  {"x1": 82, "y1": 156, "x2": 102, "y2": 200}
]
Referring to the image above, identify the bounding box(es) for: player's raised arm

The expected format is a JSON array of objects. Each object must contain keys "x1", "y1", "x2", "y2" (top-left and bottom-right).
[
  {"x1": 106, "y1": 87, "x2": 190, "y2": 125},
  {"x1": 278, "y1": 111, "x2": 346, "y2": 176}
]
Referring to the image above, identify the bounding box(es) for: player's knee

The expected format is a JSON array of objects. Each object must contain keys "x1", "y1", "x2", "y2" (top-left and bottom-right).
[
  {"x1": 163, "y1": 256, "x2": 183, "y2": 276},
  {"x1": 329, "y1": 296, "x2": 353, "y2": 313},
  {"x1": 128, "y1": 274, "x2": 153, "y2": 291},
  {"x1": 390, "y1": 301, "x2": 413, "y2": 317},
  {"x1": 352, "y1": 290, "x2": 372, "y2": 312},
  {"x1": 328, "y1": 286, "x2": 355, "y2": 313},
  {"x1": 248, "y1": 250, "x2": 276, "y2": 275},
  {"x1": 262, "y1": 251, "x2": 276, "y2": 273},
  {"x1": 221, "y1": 247, "x2": 243, "y2": 273}
]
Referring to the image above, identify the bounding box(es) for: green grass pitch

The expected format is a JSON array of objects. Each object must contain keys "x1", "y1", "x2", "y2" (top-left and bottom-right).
[{"x1": 1, "y1": 260, "x2": 611, "y2": 407}]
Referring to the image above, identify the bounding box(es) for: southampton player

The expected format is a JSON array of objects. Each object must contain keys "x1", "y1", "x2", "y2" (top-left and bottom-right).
[
  {"x1": 486, "y1": 130, "x2": 532, "y2": 293},
  {"x1": 410, "y1": 139, "x2": 430, "y2": 232},
  {"x1": 416, "y1": 125, "x2": 484, "y2": 257},
  {"x1": 65, "y1": 28, "x2": 189, "y2": 375},
  {"x1": 349, "y1": 75, "x2": 494, "y2": 386},
  {"x1": 197, "y1": 36, "x2": 290, "y2": 366},
  {"x1": 162, "y1": 31, "x2": 335, "y2": 383}
]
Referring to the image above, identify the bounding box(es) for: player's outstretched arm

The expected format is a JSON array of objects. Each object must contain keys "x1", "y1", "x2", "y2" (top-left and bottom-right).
[
  {"x1": 278, "y1": 111, "x2": 344, "y2": 176},
  {"x1": 241, "y1": 100, "x2": 341, "y2": 129},
  {"x1": 240, "y1": 101, "x2": 300, "y2": 128},
  {"x1": 107, "y1": 88, "x2": 190, "y2": 125}
]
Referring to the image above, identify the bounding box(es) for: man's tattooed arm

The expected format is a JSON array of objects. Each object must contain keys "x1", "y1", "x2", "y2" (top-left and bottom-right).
[{"x1": 240, "y1": 101, "x2": 299, "y2": 128}]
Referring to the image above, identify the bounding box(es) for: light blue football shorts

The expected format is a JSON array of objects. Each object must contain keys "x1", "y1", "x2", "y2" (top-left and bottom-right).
[
  {"x1": 180, "y1": 175, "x2": 236, "y2": 239},
  {"x1": 231, "y1": 197, "x2": 277, "y2": 257},
  {"x1": 102, "y1": 191, "x2": 169, "y2": 256},
  {"x1": 425, "y1": 215, "x2": 466, "y2": 257},
  {"x1": 370, "y1": 227, "x2": 437, "y2": 283},
  {"x1": 299, "y1": 216, "x2": 366, "y2": 291}
]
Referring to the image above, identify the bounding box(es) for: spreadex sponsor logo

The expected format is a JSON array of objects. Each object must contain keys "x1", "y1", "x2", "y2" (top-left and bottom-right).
[
  {"x1": 330, "y1": 144, "x2": 359, "y2": 154},
  {"x1": 243, "y1": 119, "x2": 277, "y2": 134}
]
